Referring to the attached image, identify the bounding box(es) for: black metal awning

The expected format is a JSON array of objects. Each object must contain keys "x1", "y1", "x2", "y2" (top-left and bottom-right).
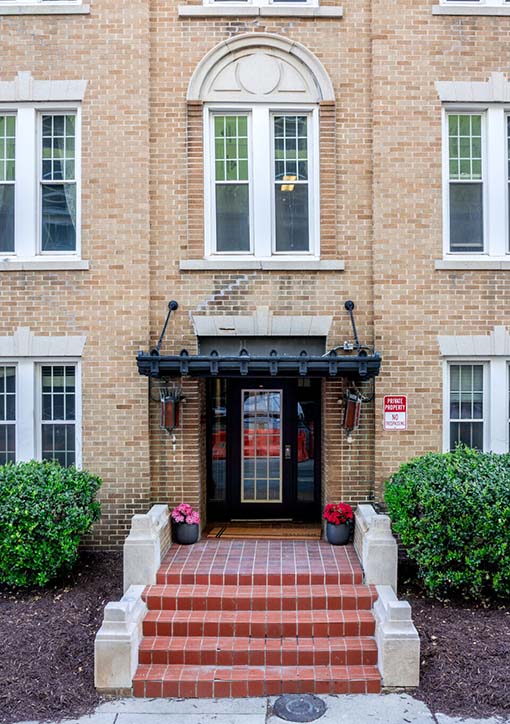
[{"x1": 136, "y1": 348, "x2": 381, "y2": 380}]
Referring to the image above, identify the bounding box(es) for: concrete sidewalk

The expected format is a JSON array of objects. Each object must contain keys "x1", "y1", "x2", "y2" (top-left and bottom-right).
[{"x1": 16, "y1": 694, "x2": 509, "y2": 724}]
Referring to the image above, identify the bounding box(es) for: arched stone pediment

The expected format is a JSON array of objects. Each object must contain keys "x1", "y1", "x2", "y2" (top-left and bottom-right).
[{"x1": 188, "y1": 33, "x2": 334, "y2": 103}]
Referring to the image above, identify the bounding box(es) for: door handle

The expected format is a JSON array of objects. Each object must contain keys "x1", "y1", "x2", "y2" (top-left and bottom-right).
[{"x1": 284, "y1": 444, "x2": 292, "y2": 460}]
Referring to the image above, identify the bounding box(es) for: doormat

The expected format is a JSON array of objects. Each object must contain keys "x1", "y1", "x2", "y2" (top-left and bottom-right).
[{"x1": 206, "y1": 524, "x2": 322, "y2": 540}]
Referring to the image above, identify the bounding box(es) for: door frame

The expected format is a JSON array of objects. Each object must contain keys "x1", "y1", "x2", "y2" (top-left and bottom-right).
[{"x1": 206, "y1": 377, "x2": 322, "y2": 523}]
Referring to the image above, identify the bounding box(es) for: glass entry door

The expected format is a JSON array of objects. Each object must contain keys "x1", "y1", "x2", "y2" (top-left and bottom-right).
[
  {"x1": 241, "y1": 389, "x2": 283, "y2": 504},
  {"x1": 207, "y1": 378, "x2": 321, "y2": 522}
]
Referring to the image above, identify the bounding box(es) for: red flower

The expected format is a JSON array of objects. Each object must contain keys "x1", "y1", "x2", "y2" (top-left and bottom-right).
[{"x1": 323, "y1": 502, "x2": 353, "y2": 525}]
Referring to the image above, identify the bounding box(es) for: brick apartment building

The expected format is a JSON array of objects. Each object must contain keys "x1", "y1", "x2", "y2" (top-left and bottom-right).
[{"x1": 1, "y1": 0, "x2": 509, "y2": 546}]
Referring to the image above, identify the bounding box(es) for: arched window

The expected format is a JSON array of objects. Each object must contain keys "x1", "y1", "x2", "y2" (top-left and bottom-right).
[{"x1": 188, "y1": 34, "x2": 334, "y2": 260}]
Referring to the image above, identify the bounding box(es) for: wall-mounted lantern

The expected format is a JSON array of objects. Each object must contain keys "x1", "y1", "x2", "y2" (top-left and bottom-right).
[
  {"x1": 160, "y1": 387, "x2": 182, "y2": 433},
  {"x1": 342, "y1": 391, "x2": 362, "y2": 432}
]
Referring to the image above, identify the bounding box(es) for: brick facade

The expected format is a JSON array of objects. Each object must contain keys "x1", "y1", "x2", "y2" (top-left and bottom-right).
[{"x1": 1, "y1": 0, "x2": 508, "y2": 544}]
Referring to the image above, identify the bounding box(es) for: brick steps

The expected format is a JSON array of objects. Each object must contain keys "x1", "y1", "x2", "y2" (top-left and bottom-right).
[
  {"x1": 142, "y1": 608, "x2": 376, "y2": 638},
  {"x1": 133, "y1": 541, "x2": 381, "y2": 698},
  {"x1": 139, "y1": 635, "x2": 378, "y2": 666},
  {"x1": 133, "y1": 664, "x2": 382, "y2": 698},
  {"x1": 143, "y1": 584, "x2": 376, "y2": 611}
]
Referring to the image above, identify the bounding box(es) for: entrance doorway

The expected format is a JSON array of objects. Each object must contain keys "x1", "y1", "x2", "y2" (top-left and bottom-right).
[{"x1": 206, "y1": 378, "x2": 321, "y2": 522}]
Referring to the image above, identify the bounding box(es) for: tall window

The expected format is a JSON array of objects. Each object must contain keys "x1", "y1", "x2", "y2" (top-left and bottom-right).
[
  {"x1": 214, "y1": 115, "x2": 250, "y2": 252},
  {"x1": 208, "y1": 106, "x2": 317, "y2": 257},
  {"x1": 0, "y1": 105, "x2": 80, "y2": 259},
  {"x1": 41, "y1": 115, "x2": 77, "y2": 252},
  {"x1": 449, "y1": 364, "x2": 484, "y2": 450},
  {"x1": 274, "y1": 115, "x2": 309, "y2": 252},
  {"x1": 447, "y1": 114, "x2": 483, "y2": 253},
  {"x1": 0, "y1": 366, "x2": 15, "y2": 464},
  {"x1": 41, "y1": 365, "x2": 76, "y2": 466},
  {"x1": 0, "y1": 115, "x2": 15, "y2": 253}
]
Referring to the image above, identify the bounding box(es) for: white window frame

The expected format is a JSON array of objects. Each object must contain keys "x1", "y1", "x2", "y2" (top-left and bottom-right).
[
  {"x1": 1, "y1": 358, "x2": 82, "y2": 467},
  {"x1": 1, "y1": 102, "x2": 81, "y2": 261},
  {"x1": 442, "y1": 105, "x2": 508, "y2": 260},
  {"x1": 0, "y1": 365, "x2": 16, "y2": 464},
  {"x1": 204, "y1": 104, "x2": 320, "y2": 260},
  {"x1": 442, "y1": 359, "x2": 510, "y2": 453}
]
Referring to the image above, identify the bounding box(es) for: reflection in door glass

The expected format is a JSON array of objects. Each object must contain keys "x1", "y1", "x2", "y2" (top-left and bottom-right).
[
  {"x1": 242, "y1": 390, "x2": 282, "y2": 502},
  {"x1": 297, "y1": 387, "x2": 316, "y2": 502},
  {"x1": 210, "y1": 379, "x2": 227, "y2": 501}
]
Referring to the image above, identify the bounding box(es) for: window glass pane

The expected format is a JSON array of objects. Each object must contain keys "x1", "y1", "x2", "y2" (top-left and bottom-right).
[
  {"x1": 0, "y1": 424, "x2": 16, "y2": 465},
  {"x1": 0, "y1": 184, "x2": 14, "y2": 253},
  {"x1": 0, "y1": 115, "x2": 15, "y2": 254},
  {"x1": 41, "y1": 183, "x2": 77, "y2": 251},
  {"x1": 449, "y1": 183, "x2": 483, "y2": 252},
  {"x1": 41, "y1": 365, "x2": 76, "y2": 467},
  {"x1": 215, "y1": 185, "x2": 250, "y2": 252},
  {"x1": 209, "y1": 379, "x2": 226, "y2": 502},
  {"x1": 449, "y1": 365, "x2": 483, "y2": 451},
  {"x1": 214, "y1": 115, "x2": 248, "y2": 183},
  {"x1": 275, "y1": 184, "x2": 309, "y2": 252},
  {"x1": 274, "y1": 116, "x2": 310, "y2": 252}
]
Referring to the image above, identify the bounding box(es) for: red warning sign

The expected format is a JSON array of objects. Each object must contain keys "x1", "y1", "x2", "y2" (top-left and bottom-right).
[{"x1": 383, "y1": 395, "x2": 407, "y2": 431}]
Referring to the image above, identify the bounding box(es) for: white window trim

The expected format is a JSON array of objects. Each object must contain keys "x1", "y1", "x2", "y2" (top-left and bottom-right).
[
  {"x1": 441, "y1": 104, "x2": 509, "y2": 260},
  {"x1": 204, "y1": 103, "x2": 320, "y2": 260},
  {"x1": 2, "y1": 358, "x2": 82, "y2": 466},
  {"x1": 442, "y1": 359, "x2": 510, "y2": 453},
  {"x1": 1, "y1": 102, "x2": 82, "y2": 262}
]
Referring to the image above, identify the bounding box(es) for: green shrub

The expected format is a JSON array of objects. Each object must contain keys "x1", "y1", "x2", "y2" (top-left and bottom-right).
[
  {"x1": 0, "y1": 460, "x2": 101, "y2": 586},
  {"x1": 385, "y1": 445, "x2": 510, "y2": 598}
]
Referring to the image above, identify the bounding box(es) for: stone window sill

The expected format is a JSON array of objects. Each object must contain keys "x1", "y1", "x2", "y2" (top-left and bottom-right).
[
  {"x1": 0, "y1": 3, "x2": 89, "y2": 13},
  {"x1": 178, "y1": 4, "x2": 342, "y2": 17},
  {"x1": 180, "y1": 259, "x2": 345, "y2": 271},
  {"x1": 0, "y1": 259, "x2": 90, "y2": 271},
  {"x1": 432, "y1": 4, "x2": 510, "y2": 14},
  {"x1": 435, "y1": 259, "x2": 510, "y2": 270}
]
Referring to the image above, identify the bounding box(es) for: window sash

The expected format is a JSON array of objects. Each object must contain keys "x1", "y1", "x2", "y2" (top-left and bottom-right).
[
  {"x1": 447, "y1": 363, "x2": 487, "y2": 452},
  {"x1": 40, "y1": 364, "x2": 77, "y2": 467},
  {"x1": 447, "y1": 113, "x2": 484, "y2": 253},
  {"x1": 0, "y1": 114, "x2": 15, "y2": 254},
  {"x1": 0, "y1": 365, "x2": 16, "y2": 465}
]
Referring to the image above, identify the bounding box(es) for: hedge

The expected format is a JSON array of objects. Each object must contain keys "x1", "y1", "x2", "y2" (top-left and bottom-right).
[
  {"x1": 0, "y1": 460, "x2": 101, "y2": 586},
  {"x1": 384, "y1": 445, "x2": 510, "y2": 598}
]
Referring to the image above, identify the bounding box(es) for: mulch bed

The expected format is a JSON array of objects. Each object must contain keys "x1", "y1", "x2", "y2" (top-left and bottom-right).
[
  {"x1": 400, "y1": 567, "x2": 510, "y2": 720},
  {"x1": 1, "y1": 551, "x2": 509, "y2": 723},
  {"x1": 0, "y1": 551, "x2": 122, "y2": 724}
]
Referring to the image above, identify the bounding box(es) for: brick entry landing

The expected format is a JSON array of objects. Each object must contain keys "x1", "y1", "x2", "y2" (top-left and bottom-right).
[{"x1": 133, "y1": 540, "x2": 381, "y2": 698}]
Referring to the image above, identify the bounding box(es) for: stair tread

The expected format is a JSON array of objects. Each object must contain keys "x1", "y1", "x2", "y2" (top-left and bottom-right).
[
  {"x1": 139, "y1": 635, "x2": 378, "y2": 650},
  {"x1": 145, "y1": 583, "x2": 375, "y2": 595},
  {"x1": 144, "y1": 608, "x2": 375, "y2": 621},
  {"x1": 134, "y1": 663, "x2": 381, "y2": 680}
]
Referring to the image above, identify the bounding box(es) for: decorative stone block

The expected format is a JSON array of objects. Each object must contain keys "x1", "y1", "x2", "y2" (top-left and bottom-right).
[
  {"x1": 354, "y1": 504, "x2": 398, "y2": 592},
  {"x1": 123, "y1": 504, "x2": 171, "y2": 592},
  {"x1": 373, "y1": 584, "x2": 420, "y2": 688},
  {"x1": 94, "y1": 585, "x2": 147, "y2": 692}
]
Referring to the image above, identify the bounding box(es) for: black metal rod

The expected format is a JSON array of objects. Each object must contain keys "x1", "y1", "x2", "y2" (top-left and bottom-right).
[
  {"x1": 152, "y1": 301, "x2": 178, "y2": 355},
  {"x1": 344, "y1": 300, "x2": 360, "y2": 349}
]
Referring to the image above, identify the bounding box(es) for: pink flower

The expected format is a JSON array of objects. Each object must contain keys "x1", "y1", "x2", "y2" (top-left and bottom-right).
[{"x1": 171, "y1": 502, "x2": 200, "y2": 525}]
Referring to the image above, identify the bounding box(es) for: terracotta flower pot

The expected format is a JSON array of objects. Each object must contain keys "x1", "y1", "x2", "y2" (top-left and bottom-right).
[{"x1": 326, "y1": 522, "x2": 350, "y2": 545}]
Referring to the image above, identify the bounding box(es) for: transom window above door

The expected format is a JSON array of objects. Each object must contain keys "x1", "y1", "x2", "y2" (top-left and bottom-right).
[{"x1": 205, "y1": 106, "x2": 319, "y2": 258}]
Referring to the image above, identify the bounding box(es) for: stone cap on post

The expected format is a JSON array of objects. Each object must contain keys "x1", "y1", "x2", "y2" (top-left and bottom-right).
[
  {"x1": 354, "y1": 504, "x2": 398, "y2": 592},
  {"x1": 94, "y1": 585, "x2": 147, "y2": 692},
  {"x1": 123, "y1": 504, "x2": 171, "y2": 592},
  {"x1": 374, "y1": 584, "x2": 420, "y2": 687}
]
